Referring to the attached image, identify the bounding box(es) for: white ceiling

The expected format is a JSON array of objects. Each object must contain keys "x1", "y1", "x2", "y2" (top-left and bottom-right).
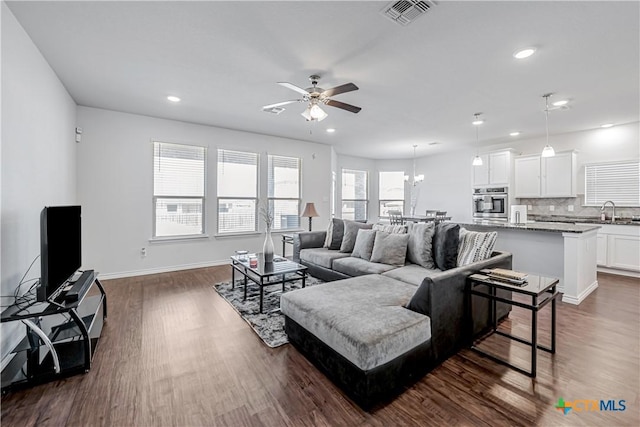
[{"x1": 7, "y1": 1, "x2": 639, "y2": 159}]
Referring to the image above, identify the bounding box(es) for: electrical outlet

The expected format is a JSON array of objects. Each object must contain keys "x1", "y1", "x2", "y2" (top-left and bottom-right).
[
  {"x1": 527, "y1": 205, "x2": 532, "y2": 211},
  {"x1": 568, "y1": 205, "x2": 574, "y2": 212},
  {"x1": 549, "y1": 205, "x2": 555, "y2": 212},
  {"x1": 141, "y1": 247, "x2": 147, "y2": 257}
]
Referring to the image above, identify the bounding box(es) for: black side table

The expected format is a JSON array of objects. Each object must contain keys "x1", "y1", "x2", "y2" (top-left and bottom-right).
[
  {"x1": 281, "y1": 234, "x2": 295, "y2": 258},
  {"x1": 468, "y1": 273, "x2": 559, "y2": 378}
]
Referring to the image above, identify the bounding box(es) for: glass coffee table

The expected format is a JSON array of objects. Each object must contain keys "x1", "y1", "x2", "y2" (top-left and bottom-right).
[{"x1": 230, "y1": 253, "x2": 308, "y2": 313}]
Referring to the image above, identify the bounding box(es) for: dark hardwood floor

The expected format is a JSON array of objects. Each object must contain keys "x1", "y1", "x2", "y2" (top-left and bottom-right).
[{"x1": 2, "y1": 268, "x2": 638, "y2": 426}]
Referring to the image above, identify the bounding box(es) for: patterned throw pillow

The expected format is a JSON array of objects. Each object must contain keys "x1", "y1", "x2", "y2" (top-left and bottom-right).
[
  {"x1": 351, "y1": 229, "x2": 377, "y2": 261},
  {"x1": 406, "y1": 222, "x2": 436, "y2": 269},
  {"x1": 457, "y1": 227, "x2": 498, "y2": 266},
  {"x1": 370, "y1": 231, "x2": 410, "y2": 266},
  {"x1": 372, "y1": 223, "x2": 407, "y2": 234},
  {"x1": 323, "y1": 220, "x2": 334, "y2": 248}
]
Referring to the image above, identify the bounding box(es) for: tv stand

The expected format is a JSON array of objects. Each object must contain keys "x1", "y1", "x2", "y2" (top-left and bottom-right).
[{"x1": 1, "y1": 272, "x2": 107, "y2": 394}]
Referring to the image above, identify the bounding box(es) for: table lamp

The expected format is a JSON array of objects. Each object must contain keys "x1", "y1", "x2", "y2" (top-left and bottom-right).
[{"x1": 301, "y1": 202, "x2": 319, "y2": 231}]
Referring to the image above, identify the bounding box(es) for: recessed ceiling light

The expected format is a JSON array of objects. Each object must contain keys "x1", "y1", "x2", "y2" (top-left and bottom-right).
[
  {"x1": 326, "y1": 128, "x2": 336, "y2": 133},
  {"x1": 553, "y1": 100, "x2": 568, "y2": 107},
  {"x1": 510, "y1": 131, "x2": 521, "y2": 137},
  {"x1": 167, "y1": 96, "x2": 181, "y2": 102},
  {"x1": 601, "y1": 123, "x2": 614, "y2": 128},
  {"x1": 513, "y1": 47, "x2": 536, "y2": 59}
]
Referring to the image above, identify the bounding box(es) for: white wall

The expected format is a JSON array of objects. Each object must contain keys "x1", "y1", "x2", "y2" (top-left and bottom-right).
[
  {"x1": 76, "y1": 107, "x2": 332, "y2": 278},
  {"x1": 1, "y1": 3, "x2": 77, "y2": 360}
]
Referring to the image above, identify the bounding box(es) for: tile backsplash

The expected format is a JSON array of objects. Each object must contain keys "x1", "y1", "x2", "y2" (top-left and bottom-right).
[{"x1": 515, "y1": 195, "x2": 640, "y2": 219}]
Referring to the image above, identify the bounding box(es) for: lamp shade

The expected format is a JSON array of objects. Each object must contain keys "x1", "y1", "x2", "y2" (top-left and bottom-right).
[{"x1": 301, "y1": 202, "x2": 319, "y2": 218}]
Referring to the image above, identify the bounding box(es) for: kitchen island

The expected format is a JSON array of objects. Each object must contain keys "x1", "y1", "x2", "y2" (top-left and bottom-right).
[{"x1": 461, "y1": 220, "x2": 601, "y2": 305}]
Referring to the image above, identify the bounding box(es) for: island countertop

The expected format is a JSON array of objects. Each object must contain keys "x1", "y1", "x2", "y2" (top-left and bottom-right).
[{"x1": 460, "y1": 220, "x2": 601, "y2": 234}]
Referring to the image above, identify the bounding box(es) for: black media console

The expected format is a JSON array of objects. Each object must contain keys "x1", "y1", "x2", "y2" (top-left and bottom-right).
[{"x1": 1, "y1": 271, "x2": 107, "y2": 394}]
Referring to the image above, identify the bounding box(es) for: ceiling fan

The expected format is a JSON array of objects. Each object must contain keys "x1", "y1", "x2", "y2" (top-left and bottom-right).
[{"x1": 262, "y1": 75, "x2": 361, "y2": 121}]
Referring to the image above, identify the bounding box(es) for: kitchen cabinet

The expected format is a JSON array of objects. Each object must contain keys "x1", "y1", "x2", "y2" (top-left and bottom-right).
[
  {"x1": 473, "y1": 150, "x2": 513, "y2": 187},
  {"x1": 579, "y1": 224, "x2": 640, "y2": 274},
  {"x1": 514, "y1": 151, "x2": 577, "y2": 198}
]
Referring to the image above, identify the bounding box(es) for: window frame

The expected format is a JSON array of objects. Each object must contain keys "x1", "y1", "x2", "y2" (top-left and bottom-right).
[
  {"x1": 267, "y1": 154, "x2": 302, "y2": 231},
  {"x1": 152, "y1": 141, "x2": 207, "y2": 240},
  {"x1": 378, "y1": 171, "x2": 406, "y2": 218},
  {"x1": 216, "y1": 148, "x2": 259, "y2": 235},
  {"x1": 341, "y1": 168, "x2": 369, "y2": 221}
]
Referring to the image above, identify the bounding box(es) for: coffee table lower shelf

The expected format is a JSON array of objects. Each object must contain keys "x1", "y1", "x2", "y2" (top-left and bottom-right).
[{"x1": 230, "y1": 254, "x2": 308, "y2": 313}]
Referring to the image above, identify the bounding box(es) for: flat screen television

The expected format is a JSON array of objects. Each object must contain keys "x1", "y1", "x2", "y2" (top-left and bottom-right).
[{"x1": 37, "y1": 205, "x2": 81, "y2": 302}]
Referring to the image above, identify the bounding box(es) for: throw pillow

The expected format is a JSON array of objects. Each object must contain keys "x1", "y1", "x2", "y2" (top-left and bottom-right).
[
  {"x1": 351, "y1": 229, "x2": 377, "y2": 260},
  {"x1": 457, "y1": 228, "x2": 498, "y2": 266},
  {"x1": 370, "y1": 231, "x2": 410, "y2": 266},
  {"x1": 406, "y1": 222, "x2": 436, "y2": 269},
  {"x1": 432, "y1": 222, "x2": 460, "y2": 270},
  {"x1": 340, "y1": 220, "x2": 374, "y2": 253},
  {"x1": 323, "y1": 219, "x2": 334, "y2": 248},
  {"x1": 372, "y1": 223, "x2": 407, "y2": 234},
  {"x1": 327, "y1": 218, "x2": 345, "y2": 250}
]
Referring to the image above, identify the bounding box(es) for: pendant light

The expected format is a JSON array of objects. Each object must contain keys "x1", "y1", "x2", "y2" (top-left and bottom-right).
[
  {"x1": 472, "y1": 113, "x2": 483, "y2": 166},
  {"x1": 404, "y1": 145, "x2": 424, "y2": 186},
  {"x1": 541, "y1": 93, "x2": 556, "y2": 158}
]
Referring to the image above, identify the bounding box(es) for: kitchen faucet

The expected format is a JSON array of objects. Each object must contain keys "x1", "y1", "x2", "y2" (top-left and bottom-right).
[{"x1": 600, "y1": 200, "x2": 616, "y2": 223}]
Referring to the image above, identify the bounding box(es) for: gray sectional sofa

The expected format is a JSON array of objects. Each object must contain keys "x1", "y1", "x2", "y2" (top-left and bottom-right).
[{"x1": 281, "y1": 221, "x2": 512, "y2": 408}]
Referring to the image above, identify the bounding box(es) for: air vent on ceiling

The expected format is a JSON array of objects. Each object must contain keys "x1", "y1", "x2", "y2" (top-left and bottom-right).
[
  {"x1": 263, "y1": 107, "x2": 285, "y2": 115},
  {"x1": 381, "y1": 0, "x2": 435, "y2": 26}
]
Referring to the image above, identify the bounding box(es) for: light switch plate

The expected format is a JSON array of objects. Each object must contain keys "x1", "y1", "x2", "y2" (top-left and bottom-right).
[
  {"x1": 568, "y1": 205, "x2": 574, "y2": 212},
  {"x1": 549, "y1": 205, "x2": 555, "y2": 211}
]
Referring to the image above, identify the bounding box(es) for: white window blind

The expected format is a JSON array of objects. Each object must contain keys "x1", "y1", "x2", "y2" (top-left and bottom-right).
[
  {"x1": 341, "y1": 169, "x2": 368, "y2": 221},
  {"x1": 268, "y1": 155, "x2": 301, "y2": 230},
  {"x1": 217, "y1": 149, "x2": 258, "y2": 233},
  {"x1": 153, "y1": 142, "x2": 206, "y2": 237},
  {"x1": 585, "y1": 161, "x2": 640, "y2": 207},
  {"x1": 379, "y1": 171, "x2": 405, "y2": 217}
]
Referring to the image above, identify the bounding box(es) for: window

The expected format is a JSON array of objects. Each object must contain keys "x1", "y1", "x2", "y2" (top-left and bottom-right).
[
  {"x1": 153, "y1": 142, "x2": 206, "y2": 238},
  {"x1": 341, "y1": 169, "x2": 368, "y2": 220},
  {"x1": 379, "y1": 171, "x2": 405, "y2": 217},
  {"x1": 217, "y1": 149, "x2": 258, "y2": 233},
  {"x1": 585, "y1": 160, "x2": 640, "y2": 207},
  {"x1": 268, "y1": 155, "x2": 301, "y2": 230}
]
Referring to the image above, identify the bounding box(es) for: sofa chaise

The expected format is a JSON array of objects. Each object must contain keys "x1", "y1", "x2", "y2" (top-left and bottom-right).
[{"x1": 281, "y1": 221, "x2": 512, "y2": 408}]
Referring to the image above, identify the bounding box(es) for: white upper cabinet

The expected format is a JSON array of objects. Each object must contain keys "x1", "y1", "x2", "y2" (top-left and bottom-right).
[
  {"x1": 515, "y1": 151, "x2": 577, "y2": 198},
  {"x1": 472, "y1": 150, "x2": 513, "y2": 187}
]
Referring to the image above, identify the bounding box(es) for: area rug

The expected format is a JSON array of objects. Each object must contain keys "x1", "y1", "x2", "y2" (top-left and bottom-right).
[{"x1": 213, "y1": 276, "x2": 324, "y2": 348}]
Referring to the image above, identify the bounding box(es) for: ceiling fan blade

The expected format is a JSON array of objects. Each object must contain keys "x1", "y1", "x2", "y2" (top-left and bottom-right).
[
  {"x1": 325, "y1": 99, "x2": 362, "y2": 114},
  {"x1": 277, "y1": 82, "x2": 310, "y2": 96},
  {"x1": 262, "y1": 99, "x2": 303, "y2": 109},
  {"x1": 322, "y1": 82, "x2": 359, "y2": 97}
]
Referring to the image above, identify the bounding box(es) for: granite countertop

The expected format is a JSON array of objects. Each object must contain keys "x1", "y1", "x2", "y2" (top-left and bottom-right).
[
  {"x1": 462, "y1": 220, "x2": 601, "y2": 234},
  {"x1": 528, "y1": 215, "x2": 640, "y2": 226}
]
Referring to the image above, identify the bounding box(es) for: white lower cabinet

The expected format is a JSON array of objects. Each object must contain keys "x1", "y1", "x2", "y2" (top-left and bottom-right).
[{"x1": 581, "y1": 224, "x2": 640, "y2": 273}]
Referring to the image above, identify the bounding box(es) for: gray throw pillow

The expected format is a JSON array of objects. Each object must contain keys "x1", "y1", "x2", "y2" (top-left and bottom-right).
[
  {"x1": 340, "y1": 220, "x2": 373, "y2": 253},
  {"x1": 370, "y1": 231, "x2": 410, "y2": 266},
  {"x1": 457, "y1": 227, "x2": 498, "y2": 266},
  {"x1": 328, "y1": 218, "x2": 345, "y2": 250},
  {"x1": 406, "y1": 222, "x2": 436, "y2": 269},
  {"x1": 351, "y1": 229, "x2": 377, "y2": 260},
  {"x1": 323, "y1": 220, "x2": 334, "y2": 248},
  {"x1": 433, "y1": 223, "x2": 460, "y2": 270}
]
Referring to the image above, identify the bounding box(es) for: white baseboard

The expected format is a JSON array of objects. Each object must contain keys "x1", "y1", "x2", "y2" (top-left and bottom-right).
[
  {"x1": 597, "y1": 267, "x2": 640, "y2": 279},
  {"x1": 98, "y1": 259, "x2": 230, "y2": 280},
  {"x1": 562, "y1": 280, "x2": 598, "y2": 305}
]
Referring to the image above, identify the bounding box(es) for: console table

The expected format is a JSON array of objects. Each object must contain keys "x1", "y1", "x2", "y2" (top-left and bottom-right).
[
  {"x1": 1, "y1": 273, "x2": 107, "y2": 393},
  {"x1": 468, "y1": 273, "x2": 558, "y2": 378}
]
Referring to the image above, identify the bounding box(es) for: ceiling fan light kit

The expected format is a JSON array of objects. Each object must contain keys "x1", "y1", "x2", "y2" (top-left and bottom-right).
[{"x1": 263, "y1": 75, "x2": 361, "y2": 122}]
